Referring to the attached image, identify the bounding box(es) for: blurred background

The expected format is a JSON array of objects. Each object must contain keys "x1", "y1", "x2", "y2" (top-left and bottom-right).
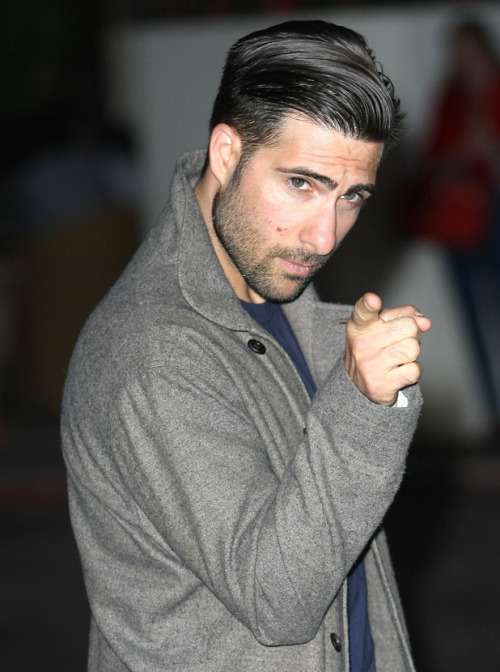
[{"x1": 1, "y1": 1, "x2": 500, "y2": 670}]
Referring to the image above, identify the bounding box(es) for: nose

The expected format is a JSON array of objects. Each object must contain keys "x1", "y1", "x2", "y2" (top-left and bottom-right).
[{"x1": 298, "y1": 207, "x2": 336, "y2": 257}]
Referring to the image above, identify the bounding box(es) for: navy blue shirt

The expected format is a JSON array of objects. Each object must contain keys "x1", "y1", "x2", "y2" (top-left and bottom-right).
[{"x1": 241, "y1": 299, "x2": 376, "y2": 672}]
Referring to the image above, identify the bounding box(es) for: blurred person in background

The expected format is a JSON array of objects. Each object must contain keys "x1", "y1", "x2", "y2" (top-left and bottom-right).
[{"x1": 411, "y1": 18, "x2": 500, "y2": 442}]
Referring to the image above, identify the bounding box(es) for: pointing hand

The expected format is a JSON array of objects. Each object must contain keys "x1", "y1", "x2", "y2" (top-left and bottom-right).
[{"x1": 344, "y1": 292, "x2": 432, "y2": 406}]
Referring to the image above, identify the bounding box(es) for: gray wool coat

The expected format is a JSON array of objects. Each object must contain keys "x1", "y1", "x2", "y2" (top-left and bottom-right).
[{"x1": 61, "y1": 150, "x2": 422, "y2": 672}]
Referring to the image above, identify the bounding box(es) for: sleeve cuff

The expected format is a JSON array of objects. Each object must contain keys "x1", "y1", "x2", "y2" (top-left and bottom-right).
[{"x1": 394, "y1": 390, "x2": 408, "y2": 408}]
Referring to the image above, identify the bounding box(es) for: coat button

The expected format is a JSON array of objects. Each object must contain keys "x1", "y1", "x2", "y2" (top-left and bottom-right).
[
  {"x1": 330, "y1": 632, "x2": 342, "y2": 652},
  {"x1": 247, "y1": 339, "x2": 266, "y2": 355}
]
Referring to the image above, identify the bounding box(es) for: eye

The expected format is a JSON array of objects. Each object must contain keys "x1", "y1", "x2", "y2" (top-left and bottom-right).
[
  {"x1": 341, "y1": 191, "x2": 366, "y2": 206},
  {"x1": 288, "y1": 177, "x2": 311, "y2": 192},
  {"x1": 341, "y1": 191, "x2": 361, "y2": 202}
]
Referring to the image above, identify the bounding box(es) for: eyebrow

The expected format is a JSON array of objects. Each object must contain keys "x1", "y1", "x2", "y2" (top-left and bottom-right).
[
  {"x1": 344, "y1": 182, "x2": 377, "y2": 197},
  {"x1": 276, "y1": 167, "x2": 376, "y2": 196},
  {"x1": 276, "y1": 167, "x2": 336, "y2": 190}
]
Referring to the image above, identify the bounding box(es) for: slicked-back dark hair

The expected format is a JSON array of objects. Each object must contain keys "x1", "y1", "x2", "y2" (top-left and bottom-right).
[{"x1": 209, "y1": 20, "x2": 404, "y2": 157}]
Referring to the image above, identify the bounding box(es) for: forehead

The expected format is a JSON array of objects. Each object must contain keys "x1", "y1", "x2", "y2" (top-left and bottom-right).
[{"x1": 249, "y1": 115, "x2": 382, "y2": 178}]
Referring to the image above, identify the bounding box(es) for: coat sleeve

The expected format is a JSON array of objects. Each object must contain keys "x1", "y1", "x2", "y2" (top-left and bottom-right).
[{"x1": 63, "y1": 324, "x2": 421, "y2": 648}]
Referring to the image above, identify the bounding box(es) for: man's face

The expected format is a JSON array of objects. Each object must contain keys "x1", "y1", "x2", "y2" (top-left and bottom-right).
[{"x1": 212, "y1": 115, "x2": 382, "y2": 303}]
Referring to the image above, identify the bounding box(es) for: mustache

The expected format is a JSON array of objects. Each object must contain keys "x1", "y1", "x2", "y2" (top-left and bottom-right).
[{"x1": 271, "y1": 246, "x2": 332, "y2": 268}]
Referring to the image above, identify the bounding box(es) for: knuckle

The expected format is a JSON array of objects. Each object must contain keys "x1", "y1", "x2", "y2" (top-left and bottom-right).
[
  {"x1": 387, "y1": 319, "x2": 405, "y2": 339},
  {"x1": 388, "y1": 317, "x2": 420, "y2": 343},
  {"x1": 407, "y1": 339, "x2": 421, "y2": 360},
  {"x1": 402, "y1": 316, "x2": 420, "y2": 337},
  {"x1": 390, "y1": 339, "x2": 419, "y2": 363},
  {"x1": 401, "y1": 361, "x2": 421, "y2": 386}
]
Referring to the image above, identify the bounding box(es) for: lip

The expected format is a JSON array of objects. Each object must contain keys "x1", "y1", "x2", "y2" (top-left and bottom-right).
[{"x1": 279, "y1": 257, "x2": 312, "y2": 276}]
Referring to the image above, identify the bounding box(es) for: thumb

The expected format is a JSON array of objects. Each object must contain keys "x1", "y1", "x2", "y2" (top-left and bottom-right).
[{"x1": 349, "y1": 292, "x2": 382, "y2": 331}]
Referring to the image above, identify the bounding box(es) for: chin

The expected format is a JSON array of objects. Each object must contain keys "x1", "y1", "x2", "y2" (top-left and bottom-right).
[{"x1": 255, "y1": 278, "x2": 311, "y2": 304}]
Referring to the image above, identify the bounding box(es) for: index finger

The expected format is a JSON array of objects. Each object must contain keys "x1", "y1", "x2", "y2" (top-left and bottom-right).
[{"x1": 379, "y1": 305, "x2": 432, "y2": 333}]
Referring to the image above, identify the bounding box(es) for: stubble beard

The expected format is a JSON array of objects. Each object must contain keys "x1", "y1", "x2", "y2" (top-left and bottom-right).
[{"x1": 211, "y1": 171, "x2": 331, "y2": 303}]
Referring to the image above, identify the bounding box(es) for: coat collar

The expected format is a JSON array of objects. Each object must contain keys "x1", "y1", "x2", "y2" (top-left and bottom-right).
[{"x1": 166, "y1": 150, "x2": 349, "y2": 385}]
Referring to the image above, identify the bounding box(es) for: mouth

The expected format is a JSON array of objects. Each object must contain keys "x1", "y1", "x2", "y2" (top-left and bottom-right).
[{"x1": 279, "y1": 257, "x2": 313, "y2": 277}]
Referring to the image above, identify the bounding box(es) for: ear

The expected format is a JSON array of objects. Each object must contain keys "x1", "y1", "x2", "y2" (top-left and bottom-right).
[{"x1": 208, "y1": 124, "x2": 242, "y2": 189}]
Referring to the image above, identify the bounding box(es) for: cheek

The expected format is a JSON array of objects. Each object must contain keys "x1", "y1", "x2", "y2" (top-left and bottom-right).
[
  {"x1": 257, "y1": 199, "x2": 291, "y2": 236},
  {"x1": 249, "y1": 187, "x2": 306, "y2": 239},
  {"x1": 268, "y1": 196, "x2": 309, "y2": 234}
]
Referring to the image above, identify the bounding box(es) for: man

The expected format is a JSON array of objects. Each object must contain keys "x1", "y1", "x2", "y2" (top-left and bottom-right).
[{"x1": 62, "y1": 20, "x2": 431, "y2": 672}]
